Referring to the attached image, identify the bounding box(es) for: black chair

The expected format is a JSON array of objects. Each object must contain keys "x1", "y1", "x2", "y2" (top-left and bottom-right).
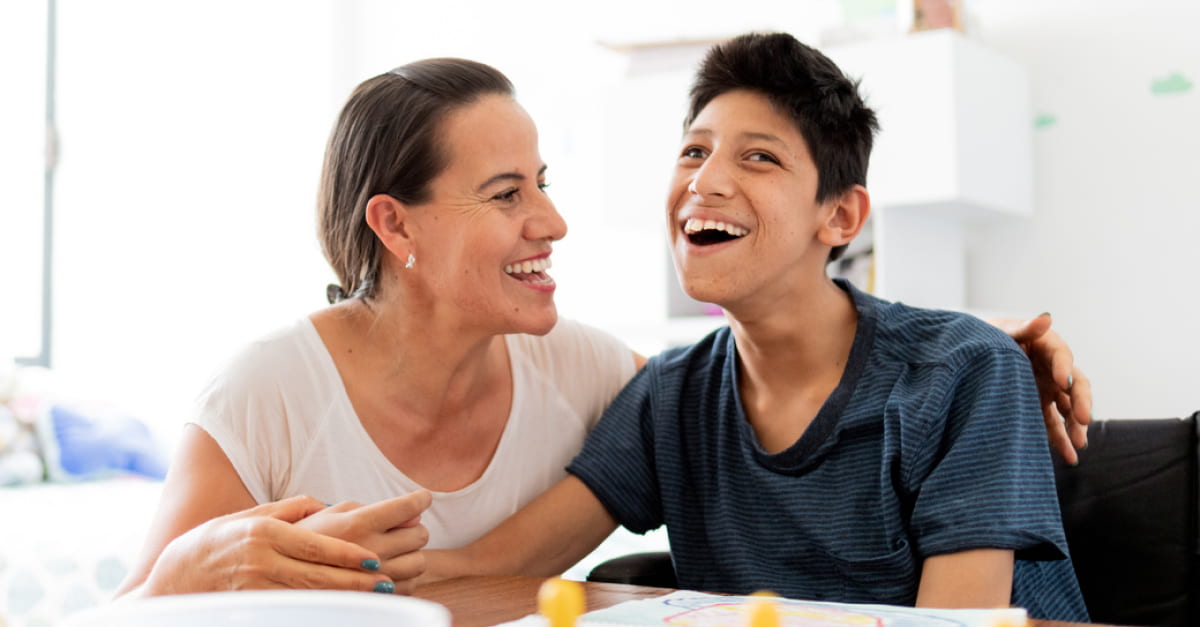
[
  {"x1": 587, "y1": 550, "x2": 677, "y2": 588},
  {"x1": 1053, "y1": 413, "x2": 1199, "y2": 626},
  {"x1": 589, "y1": 412, "x2": 1200, "y2": 626}
]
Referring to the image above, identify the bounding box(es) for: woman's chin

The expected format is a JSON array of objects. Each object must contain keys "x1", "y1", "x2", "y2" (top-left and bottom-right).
[{"x1": 514, "y1": 308, "x2": 559, "y2": 336}]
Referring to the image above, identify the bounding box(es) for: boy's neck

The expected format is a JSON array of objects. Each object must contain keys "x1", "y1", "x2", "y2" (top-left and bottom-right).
[
  {"x1": 727, "y1": 277, "x2": 858, "y2": 370},
  {"x1": 726, "y1": 277, "x2": 859, "y2": 452}
]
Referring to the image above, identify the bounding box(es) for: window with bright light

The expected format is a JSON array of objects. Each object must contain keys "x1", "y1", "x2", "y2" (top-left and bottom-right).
[{"x1": 0, "y1": 1, "x2": 51, "y2": 366}]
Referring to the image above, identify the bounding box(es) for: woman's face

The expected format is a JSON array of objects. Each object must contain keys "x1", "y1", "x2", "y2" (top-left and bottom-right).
[
  {"x1": 666, "y1": 89, "x2": 831, "y2": 312},
  {"x1": 409, "y1": 94, "x2": 567, "y2": 337}
]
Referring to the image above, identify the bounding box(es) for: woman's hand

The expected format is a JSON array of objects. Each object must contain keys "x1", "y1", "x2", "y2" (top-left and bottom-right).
[
  {"x1": 297, "y1": 490, "x2": 433, "y2": 594},
  {"x1": 992, "y1": 313, "x2": 1092, "y2": 464},
  {"x1": 136, "y1": 495, "x2": 394, "y2": 597}
]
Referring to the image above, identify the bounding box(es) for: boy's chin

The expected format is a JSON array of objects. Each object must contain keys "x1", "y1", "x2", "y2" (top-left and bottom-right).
[{"x1": 678, "y1": 279, "x2": 736, "y2": 310}]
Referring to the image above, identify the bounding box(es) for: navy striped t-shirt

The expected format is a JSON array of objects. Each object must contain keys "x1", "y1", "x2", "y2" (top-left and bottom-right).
[{"x1": 567, "y1": 280, "x2": 1088, "y2": 622}]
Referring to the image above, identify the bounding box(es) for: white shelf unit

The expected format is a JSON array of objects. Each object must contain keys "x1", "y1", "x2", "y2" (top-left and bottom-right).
[
  {"x1": 596, "y1": 30, "x2": 1032, "y2": 353},
  {"x1": 823, "y1": 29, "x2": 1033, "y2": 310}
]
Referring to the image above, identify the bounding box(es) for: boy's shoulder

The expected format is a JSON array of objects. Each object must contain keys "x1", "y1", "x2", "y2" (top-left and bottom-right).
[{"x1": 868, "y1": 295, "x2": 1025, "y2": 370}]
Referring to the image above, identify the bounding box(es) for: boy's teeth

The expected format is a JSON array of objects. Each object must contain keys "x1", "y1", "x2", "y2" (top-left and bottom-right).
[
  {"x1": 683, "y1": 218, "x2": 749, "y2": 237},
  {"x1": 504, "y1": 257, "x2": 552, "y2": 274}
]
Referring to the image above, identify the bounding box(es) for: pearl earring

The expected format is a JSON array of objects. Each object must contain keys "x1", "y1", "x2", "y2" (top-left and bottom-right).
[{"x1": 405, "y1": 253, "x2": 415, "y2": 269}]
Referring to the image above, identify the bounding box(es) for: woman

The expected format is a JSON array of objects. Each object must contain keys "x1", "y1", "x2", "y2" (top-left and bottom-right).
[
  {"x1": 116, "y1": 58, "x2": 641, "y2": 598},
  {"x1": 116, "y1": 55, "x2": 1088, "y2": 599}
]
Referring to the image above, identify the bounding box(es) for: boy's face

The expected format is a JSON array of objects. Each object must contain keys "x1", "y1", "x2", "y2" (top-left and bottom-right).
[{"x1": 666, "y1": 89, "x2": 833, "y2": 311}]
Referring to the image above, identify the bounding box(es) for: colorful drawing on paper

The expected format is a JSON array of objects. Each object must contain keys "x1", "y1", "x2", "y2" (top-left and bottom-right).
[
  {"x1": 581, "y1": 591, "x2": 1026, "y2": 627},
  {"x1": 660, "y1": 595, "x2": 959, "y2": 627}
]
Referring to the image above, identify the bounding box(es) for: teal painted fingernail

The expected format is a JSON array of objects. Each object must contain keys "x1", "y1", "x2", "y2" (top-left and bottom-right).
[
  {"x1": 1067, "y1": 374, "x2": 1074, "y2": 388},
  {"x1": 1040, "y1": 312, "x2": 1051, "y2": 317},
  {"x1": 373, "y1": 581, "x2": 394, "y2": 594},
  {"x1": 361, "y1": 559, "x2": 380, "y2": 571}
]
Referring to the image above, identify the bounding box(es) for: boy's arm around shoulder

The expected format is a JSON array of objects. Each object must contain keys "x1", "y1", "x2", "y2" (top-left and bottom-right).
[{"x1": 423, "y1": 474, "x2": 618, "y2": 580}]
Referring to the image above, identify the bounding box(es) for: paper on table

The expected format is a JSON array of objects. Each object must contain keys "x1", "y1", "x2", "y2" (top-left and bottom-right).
[{"x1": 493, "y1": 590, "x2": 1028, "y2": 627}]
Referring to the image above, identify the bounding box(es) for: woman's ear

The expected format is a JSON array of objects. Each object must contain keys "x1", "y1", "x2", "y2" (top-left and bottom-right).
[
  {"x1": 364, "y1": 193, "x2": 413, "y2": 257},
  {"x1": 818, "y1": 184, "x2": 871, "y2": 249}
]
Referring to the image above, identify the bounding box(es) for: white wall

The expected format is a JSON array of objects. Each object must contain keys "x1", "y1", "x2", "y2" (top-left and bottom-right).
[
  {"x1": 41, "y1": 0, "x2": 1198, "y2": 450},
  {"x1": 962, "y1": 0, "x2": 1200, "y2": 419}
]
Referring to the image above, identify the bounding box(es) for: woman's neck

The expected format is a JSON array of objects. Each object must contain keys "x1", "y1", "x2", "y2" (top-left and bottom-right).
[{"x1": 312, "y1": 297, "x2": 508, "y2": 423}]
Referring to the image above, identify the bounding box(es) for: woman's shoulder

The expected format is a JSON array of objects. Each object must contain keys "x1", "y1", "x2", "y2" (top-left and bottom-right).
[
  {"x1": 505, "y1": 318, "x2": 638, "y2": 423},
  {"x1": 203, "y1": 318, "x2": 327, "y2": 395},
  {"x1": 506, "y1": 318, "x2": 631, "y2": 370}
]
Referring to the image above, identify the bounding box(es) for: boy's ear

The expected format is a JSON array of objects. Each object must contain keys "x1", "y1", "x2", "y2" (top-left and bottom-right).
[
  {"x1": 364, "y1": 193, "x2": 413, "y2": 257},
  {"x1": 818, "y1": 185, "x2": 871, "y2": 249}
]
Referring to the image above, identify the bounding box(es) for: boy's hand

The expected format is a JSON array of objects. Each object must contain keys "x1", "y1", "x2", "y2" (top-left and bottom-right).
[{"x1": 297, "y1": 490, "x2": 432, "y2": 593}]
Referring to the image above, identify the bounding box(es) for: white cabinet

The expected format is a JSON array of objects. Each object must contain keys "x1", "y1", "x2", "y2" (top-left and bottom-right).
[
  {"x1": 597, "y1": 30, "x2": 1032, "y2": 353},
  {"x1": 823, "y1": 29, "x2": 1033, "y2": 310}
]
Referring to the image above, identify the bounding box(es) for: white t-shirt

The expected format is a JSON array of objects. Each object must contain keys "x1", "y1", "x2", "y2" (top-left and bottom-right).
[{"x1": 192, "y1": 317, "x2": 637, "y2": 549}]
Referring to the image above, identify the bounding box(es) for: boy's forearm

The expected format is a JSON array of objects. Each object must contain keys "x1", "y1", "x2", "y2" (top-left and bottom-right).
[
  {"x1": 424, "y1": 475, "x2": 618, "y2": 579},
  {"x1": 915, "y1": 548, "x2": 1014, "y2": 609}
]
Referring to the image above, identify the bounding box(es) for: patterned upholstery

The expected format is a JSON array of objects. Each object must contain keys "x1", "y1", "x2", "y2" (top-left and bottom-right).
[{"x1": 0, "y1": 479, "x2": 161, "y2": 627}]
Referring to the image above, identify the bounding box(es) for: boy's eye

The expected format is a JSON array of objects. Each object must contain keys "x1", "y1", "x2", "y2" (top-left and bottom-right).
[
  {"x1": 748, "y1": 152, "x2": 780, "y2": 165},
  {"x1": 681, "y1": 146, "x2": 707, "y2": 159}
]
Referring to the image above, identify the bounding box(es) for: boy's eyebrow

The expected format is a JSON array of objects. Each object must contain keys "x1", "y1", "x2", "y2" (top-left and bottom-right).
[
  {"x1": 742, "y1": 131, "x2": 788, "y2": 147},
  {"x1": 476, "y1": 164, "x2": 549, "y2": 193},
  {"x1": 684, "y1": 128, "x2": 790, "y2": 148}
]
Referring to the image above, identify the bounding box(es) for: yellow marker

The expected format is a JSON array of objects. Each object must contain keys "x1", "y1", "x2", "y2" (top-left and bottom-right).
[
  {"x1": 748, "y1": 591, "x2": 780, "y2": 627},
  {"x1": 538, "y1": 577, "x2": 585, "y2": 627}
]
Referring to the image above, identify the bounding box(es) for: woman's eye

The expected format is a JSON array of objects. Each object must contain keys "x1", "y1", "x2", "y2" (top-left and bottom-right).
[
  {"x1": 538, "y1": 182, "x2": 551, "y2": 193},
  {"x1": 493, "y1": 188, "x2": 519, "y2": 202}
]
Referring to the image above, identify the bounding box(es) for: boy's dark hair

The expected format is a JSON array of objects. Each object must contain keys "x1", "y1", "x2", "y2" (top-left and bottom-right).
[
  {"x1": 685, "y1": 32, "x2": 879, "y2": 262},
  {"x1": 319, "y1": 58, "x2": 514, "y2": 301}
]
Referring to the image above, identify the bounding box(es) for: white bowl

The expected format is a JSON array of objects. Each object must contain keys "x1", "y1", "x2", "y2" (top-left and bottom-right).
[{"x1": 61, "y1": 590, "x2": 451, "y2": 627}]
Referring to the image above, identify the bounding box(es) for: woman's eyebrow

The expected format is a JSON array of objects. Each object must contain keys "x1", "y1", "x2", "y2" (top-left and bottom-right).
[{"x1": 475, "y1": 164, "x2": 549, "y2": 193}]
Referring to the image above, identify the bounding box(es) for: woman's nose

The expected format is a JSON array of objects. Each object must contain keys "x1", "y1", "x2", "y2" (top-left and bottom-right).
[{"x1": 529, "y1": 193, "x2": 568, "y2": 242}]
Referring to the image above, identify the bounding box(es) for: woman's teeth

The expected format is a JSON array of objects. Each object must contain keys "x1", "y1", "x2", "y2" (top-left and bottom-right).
[{"x1": 504, "y1": 257, "x2": 552, "y2": 275}]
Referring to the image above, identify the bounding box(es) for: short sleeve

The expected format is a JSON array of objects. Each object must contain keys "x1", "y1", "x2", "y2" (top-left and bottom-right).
[
  {"x1": 566, "y1": 364, "x2": 663, "y2": 534},
  {"x1": 188, "y1": 342, "x2": 293, "y2": 505},
  {"x1": 513, "y1": 318, "x2": 638, "y2": 430},
  {"x1": 906, "y1": 346, "x2": 1068, "y2": 561}
]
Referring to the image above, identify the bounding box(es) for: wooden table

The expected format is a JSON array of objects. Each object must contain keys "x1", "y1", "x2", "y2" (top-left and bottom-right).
[{"x1": 413, "y1": 575, "x2": 1106, "y2": 627}]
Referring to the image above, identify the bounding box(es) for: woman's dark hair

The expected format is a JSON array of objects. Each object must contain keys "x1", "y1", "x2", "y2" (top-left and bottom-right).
[
  {"x1": 319, "y1": 58, "x2": 514, "y2": 301},
  {"x1": 685, "y1": 33, "x2": 879, "y2": 261}
]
